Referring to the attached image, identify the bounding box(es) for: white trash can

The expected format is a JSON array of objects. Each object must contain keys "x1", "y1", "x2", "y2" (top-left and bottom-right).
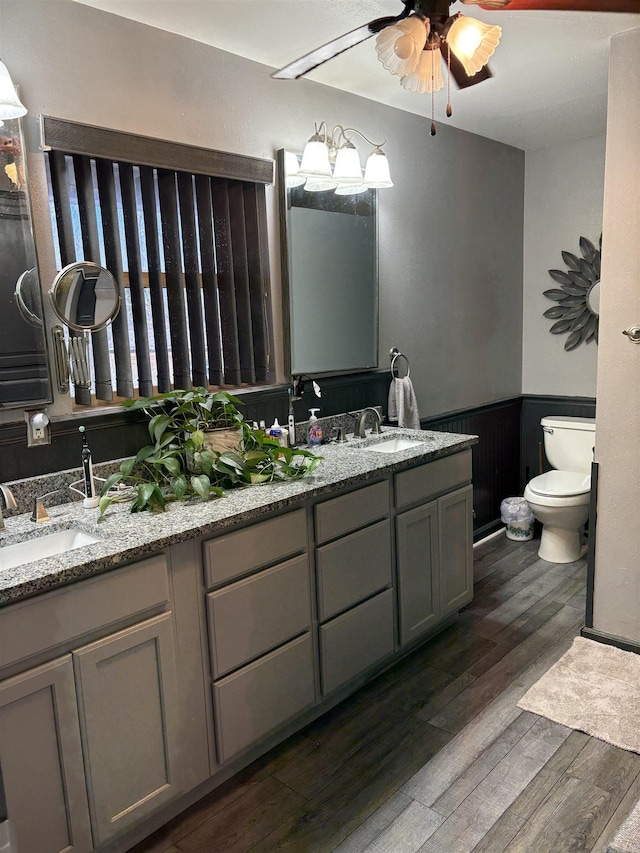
[{"x1": 500, "y1": 497, "x2": 535, "y2": 541}]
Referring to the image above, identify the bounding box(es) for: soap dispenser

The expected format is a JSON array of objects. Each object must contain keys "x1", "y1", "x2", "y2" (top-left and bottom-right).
[{"x1": 307, "y1": 409, "x2": 323, "y2": 448}]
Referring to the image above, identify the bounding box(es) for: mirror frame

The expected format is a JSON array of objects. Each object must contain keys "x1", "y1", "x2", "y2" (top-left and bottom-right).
[
  {"x1": 49, "y1": 261, "x2": 121, "y2": 332},
  {"x1": 277, "y1": 148, "x2": 379, "y2": 379}
]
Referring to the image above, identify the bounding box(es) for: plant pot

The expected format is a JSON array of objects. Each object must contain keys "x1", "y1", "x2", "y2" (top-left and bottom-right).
[{"x1": 202, "y1": 426, "x2": 243, "y2": 455}]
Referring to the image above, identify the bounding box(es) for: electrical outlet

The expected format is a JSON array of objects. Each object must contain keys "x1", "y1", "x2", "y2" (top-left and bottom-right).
[{"x1": 25, "y1": 411, "x2": 51, "y2": 447}]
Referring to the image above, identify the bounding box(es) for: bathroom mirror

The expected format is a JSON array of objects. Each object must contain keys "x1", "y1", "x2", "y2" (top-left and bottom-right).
[
  {"x1": 278, "y1": 149, "x2": 378, "y2": 377},
  {"x1": 0, "y1": 118, "x2": 52, "y2": 408},
  {"x1": 49, "y1": 261, "x2": 121, "y2": 331}
]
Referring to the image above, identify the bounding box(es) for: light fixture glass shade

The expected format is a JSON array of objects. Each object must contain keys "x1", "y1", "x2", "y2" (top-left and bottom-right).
[
  {"x1": 333, "y1": 142, "x2": 363, "y2": 182},
  {"x1": 299, "y1": 135, "x2": 332, "y2": 178},
  {"x1": 364, "y1": 148, "x2": 393, "y2": 189},
  {"x1": 284, "y1": 150, "x2": 306, "y2": 188},
  {"x1": 375, "y1": 16, "x2": 427, "y2": 78},
  {"x1": 304, "y1": 177, "x2": 338, "y2": 192},
  {"x1": 446, "y1": 16, "x2": 501, "y2": 76},
  {"x1": 335, "y1": 183, "x2": 369, "y2": 196},
  {"x1": 401, "y1": 46, "x2": 444, "y2": 94},
  {"x1": 0, "y1": 61, "x2": 27, "y2": 119}
]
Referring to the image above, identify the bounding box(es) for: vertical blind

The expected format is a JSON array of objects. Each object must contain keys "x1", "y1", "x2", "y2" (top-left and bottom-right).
[{"x1": 43, "y1": 117, "x2": 274, "y2": 405}]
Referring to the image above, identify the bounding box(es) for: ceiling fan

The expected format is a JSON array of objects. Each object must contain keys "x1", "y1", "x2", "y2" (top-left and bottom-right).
[{"x1": 273, "y1": 0, "x2": 639, "y2": 133}]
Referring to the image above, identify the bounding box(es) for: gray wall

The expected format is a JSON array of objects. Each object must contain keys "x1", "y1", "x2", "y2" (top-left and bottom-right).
[
  {"x1": 522, "y1": 135, "x2": 605, "y2": 397},
  {"x1": 592, "y1": 27, "x2": 640, "y2": 643},
  {"x1": 1, "y1": 0, "x2": 524, "y2": 423}
]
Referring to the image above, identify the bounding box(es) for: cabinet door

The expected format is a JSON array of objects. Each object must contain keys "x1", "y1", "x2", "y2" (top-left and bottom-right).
[
  {"x1": 0, "y1": 656, "x2": 92, "y2": 853},
  {"x1": 396, "y1": 500, "x2": 440, "y2": 646},
  {"x1": 439, "y1": 484, "x2": 474, "y2": 616},
  {"x1": 74, "y1": 613, "x2": 182, "y2": 844},
  {"x1": 319, "y1": 589, "x2": 395, "y2": 695}
]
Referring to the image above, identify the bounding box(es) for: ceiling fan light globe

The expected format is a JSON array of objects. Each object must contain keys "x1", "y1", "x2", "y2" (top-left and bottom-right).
[
  {"x1": 299, "y1": 138, "x2": 332, "y2": 179},
  {"x1": 375, "y1": 17, "x2": 426, "y2": 77},
  {"x1": 401, "y1": 47, "x2": 444, "y2": 95},
  {"x1": 0, "y1": 60, "x2": 27, "y2": 119},
  {"x1": 364, "y1": 149, "x2": 393, "y2": 189},
  {"x1": 446, "y1": 16, "x2": 501, "y2": 76}
]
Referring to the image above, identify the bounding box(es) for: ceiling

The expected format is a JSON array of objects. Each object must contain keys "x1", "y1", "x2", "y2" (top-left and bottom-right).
[{"x1": 73, "y1": 0, "x2": 639, "y2": 150}]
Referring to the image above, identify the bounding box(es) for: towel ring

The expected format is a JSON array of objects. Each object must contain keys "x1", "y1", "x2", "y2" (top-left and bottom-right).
[{"x1": 390, "y1": 347, "x2": 410, "y2": 379}]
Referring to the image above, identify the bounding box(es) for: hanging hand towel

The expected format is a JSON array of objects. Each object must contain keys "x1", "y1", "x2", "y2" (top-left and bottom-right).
[{"x1": 387, "y1": 376, "x2": 420, "y2": 430}]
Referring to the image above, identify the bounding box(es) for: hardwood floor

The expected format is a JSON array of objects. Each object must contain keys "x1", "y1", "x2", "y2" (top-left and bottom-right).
[{"x1": 130, "y1": 533, "x2": 640, "y2": 853}]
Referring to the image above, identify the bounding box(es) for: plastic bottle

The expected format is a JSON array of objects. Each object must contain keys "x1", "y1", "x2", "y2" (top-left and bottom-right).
[
  {"x1": 268, "y1": 418, "x2": 283, "y2": 445},
  {"x1": 307, "y1": 409, "x2": 323, "y2": 448},
  {"x1": 279, "y1": 423, "x2": 289, "y2": 448}
]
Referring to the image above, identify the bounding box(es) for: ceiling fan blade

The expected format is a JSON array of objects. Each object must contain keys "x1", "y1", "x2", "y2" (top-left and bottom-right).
[
  {"x1": 272, "y1": 6, "x2": 414, "y2": 80},
  {"x1": 441, "y1": 42, "x2": 493, "y2": 89},
  {"x1": 459, "y1": 0, "x2": 639, "y2": 11}
]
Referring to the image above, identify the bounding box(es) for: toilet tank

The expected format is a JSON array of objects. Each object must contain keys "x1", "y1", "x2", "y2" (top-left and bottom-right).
[{"x1": 541, "y1": 416, "x2": 596, "y2": 473}]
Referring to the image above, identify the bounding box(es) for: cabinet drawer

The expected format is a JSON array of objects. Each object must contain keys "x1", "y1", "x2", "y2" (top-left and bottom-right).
[
  {"x1": 213, "y1": 632, "x2": 315, "y2": 763},
  {"x1": 206, "y1": 555, "x2": 311, "y2": 678},
  {"x1": 319, "y1": 588, "x2": 394, "y2": 696},
  {"x1": 0, "y1": 554, "x2": 169, "y2": 670},
  {"x1": 395, "y1": 450, "x2": 472, "y2": 509},
  {"x1": 316, "y1": 520, "x2": 392, "y2": 621},
  {"x1": 315, "y1": 481, "x2": 389, "y2": 544},
  {"x1": 203, "y1": 509, "x2": 307, "y2": 589}
]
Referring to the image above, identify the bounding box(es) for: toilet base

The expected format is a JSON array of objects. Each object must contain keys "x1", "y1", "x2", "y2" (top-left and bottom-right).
[{"x1": 538, "y1": 524, "x2": 587, "y2": 564}]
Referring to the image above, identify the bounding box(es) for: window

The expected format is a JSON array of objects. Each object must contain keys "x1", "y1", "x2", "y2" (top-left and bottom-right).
[{"x1": 43, "y1": 117, "x2": 274, "y2": 405}]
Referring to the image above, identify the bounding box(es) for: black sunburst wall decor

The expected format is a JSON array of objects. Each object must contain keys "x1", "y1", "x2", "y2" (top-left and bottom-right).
[{"x1": 543, "y1": 234, "x2": 601, "y2": 351}]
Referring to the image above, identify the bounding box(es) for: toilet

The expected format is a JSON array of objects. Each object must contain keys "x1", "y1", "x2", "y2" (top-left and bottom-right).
[{"x1": 524, "y1": 415, "x2": 596, "y2": 564}]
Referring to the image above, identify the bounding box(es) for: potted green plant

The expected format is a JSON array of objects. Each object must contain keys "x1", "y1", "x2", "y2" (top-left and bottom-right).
[{"x1": 98, "y1": 388, "x2": 322, "y2": 519}]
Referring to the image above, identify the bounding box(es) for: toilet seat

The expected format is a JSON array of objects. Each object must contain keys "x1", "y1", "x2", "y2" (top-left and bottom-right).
[{"x1": 527, "y1": 470, "x2": 590, "y2": 498}]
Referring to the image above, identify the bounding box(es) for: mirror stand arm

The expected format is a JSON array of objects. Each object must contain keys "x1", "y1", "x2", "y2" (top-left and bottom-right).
[{"x1": 52, "y1": 325, "x2": 69, "y2": 394}]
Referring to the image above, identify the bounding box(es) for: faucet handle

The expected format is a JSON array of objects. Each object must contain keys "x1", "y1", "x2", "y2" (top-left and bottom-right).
[
  {"x1": 31, "y1": 499, "x2": 51, "y2": 523},
  {"x1": 31, "y1": 488, "x2": 64, "y2": 523}
]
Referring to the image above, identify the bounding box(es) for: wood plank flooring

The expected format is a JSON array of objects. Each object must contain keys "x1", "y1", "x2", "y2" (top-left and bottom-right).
[{"x1": 129, "y1": 533, "x2": 640, "y2": 853}]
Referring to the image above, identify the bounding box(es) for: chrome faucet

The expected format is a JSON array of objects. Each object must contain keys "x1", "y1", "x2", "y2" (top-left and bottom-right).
[
  {"x1": 354, "y1": 407, "x2": 383, "y2": 439},
  {"x1": 0, "y1": 484, "x2": 17, "y2": 531}
]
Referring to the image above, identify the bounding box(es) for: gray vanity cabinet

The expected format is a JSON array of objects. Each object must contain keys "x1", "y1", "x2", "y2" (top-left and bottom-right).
[
  {"x1": 395, "y1": 451, "x2": 473, "y2": 646},
  {"x1": 0, "y1": 553, "x2": 184, "y2": 852},
  {"x1": 73, "y1": 613, "x2": 182, "y2": 844},
  {"x1": 314, "y1": 481, "x2": 395, "y2": 695},
  {"x1": 204, "y1": 510, "x2": 316, "y2": 764},
  {"x1": 0, "y1": 656, "x2": 93, "y2": 853}
]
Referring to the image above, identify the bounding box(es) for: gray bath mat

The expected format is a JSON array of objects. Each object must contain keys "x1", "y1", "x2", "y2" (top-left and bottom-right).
[{"x1": 518, "y1": 636, "x2": 640, "y2": 754}]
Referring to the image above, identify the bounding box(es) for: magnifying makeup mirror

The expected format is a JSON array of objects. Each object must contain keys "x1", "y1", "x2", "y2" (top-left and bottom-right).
[{"x1": 49, "y1": 262, "x2": 120, "y2": 331}]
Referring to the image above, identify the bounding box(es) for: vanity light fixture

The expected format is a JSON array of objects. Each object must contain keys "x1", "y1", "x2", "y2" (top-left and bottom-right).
[
  {"x1": 0, "y1": 59, "x2": 27, "y2": 120},
  {"x1": 290, "y1": 122, "x2": 393, "y2": 195}
]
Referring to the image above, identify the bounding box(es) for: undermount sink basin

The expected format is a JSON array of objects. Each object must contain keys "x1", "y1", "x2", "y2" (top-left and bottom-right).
[
  {"x1": 359, "y1": 437, "x2": 423, "y2": 454},
  {"x1": 0, "y1": 528, "x2": 99, "y2": 572}
]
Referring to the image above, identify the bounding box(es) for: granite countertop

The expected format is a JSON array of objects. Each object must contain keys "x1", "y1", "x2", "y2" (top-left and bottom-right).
[{"x1": 0, "y1": 427, "x2": 477, "y2": 606}]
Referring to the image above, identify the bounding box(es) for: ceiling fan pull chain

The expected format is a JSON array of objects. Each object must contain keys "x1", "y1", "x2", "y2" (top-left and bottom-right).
[
  {"x1": 430, "y1": 49, "x2": 437, "y2": 136},
  {"x1": 446, "y1": 44, "x2": 453, "y2": 118}
]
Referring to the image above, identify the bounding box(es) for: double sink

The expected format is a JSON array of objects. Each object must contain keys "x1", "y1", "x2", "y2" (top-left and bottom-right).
[{"x1": 0, "y1": 432, "x2": 426, "y2": 573}]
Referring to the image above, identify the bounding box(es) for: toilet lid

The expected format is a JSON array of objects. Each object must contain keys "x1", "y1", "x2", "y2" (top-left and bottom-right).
[{"x1": 528, "y1": 470, "x2": 591, "y2": 497}]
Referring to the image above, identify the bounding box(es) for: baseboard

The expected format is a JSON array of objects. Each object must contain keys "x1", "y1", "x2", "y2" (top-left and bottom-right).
[
  {"x1": 580, "y1": 627, "x2": 640, "y2": 655},
  {"x1": 473, "y1": 519, "x2": 504, "y2": 543}
]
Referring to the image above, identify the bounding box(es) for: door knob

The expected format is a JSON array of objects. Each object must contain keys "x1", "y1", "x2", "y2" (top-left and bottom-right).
[{"x1": 622, "y1": 326, "x2": 640, "y2": 343}]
